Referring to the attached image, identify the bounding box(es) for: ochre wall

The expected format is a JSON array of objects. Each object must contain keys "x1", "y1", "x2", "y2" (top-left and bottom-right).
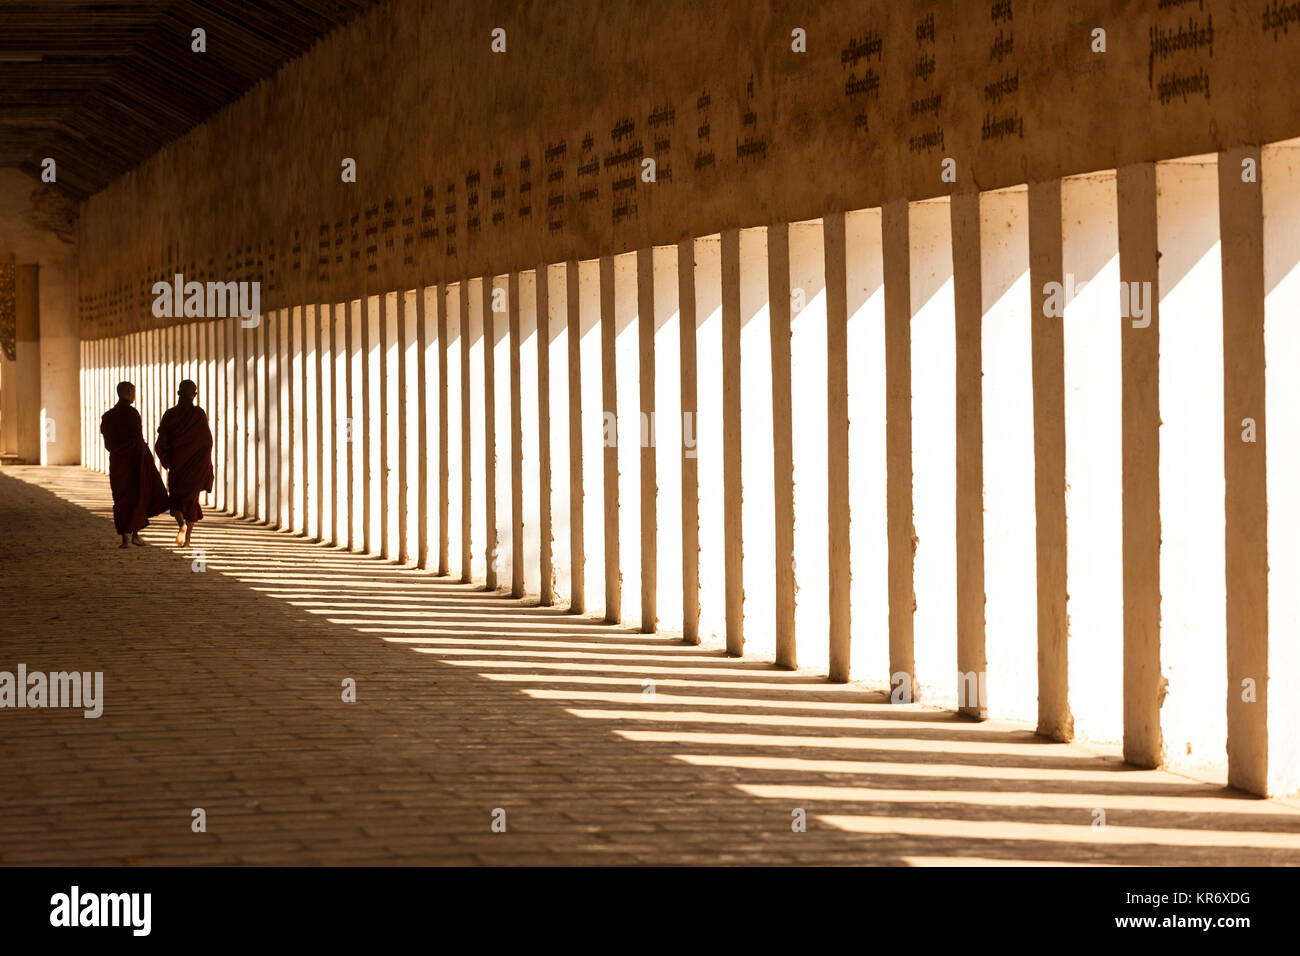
[
  {"x1": 1, "y1": 169, "x2": 80, "y2": 463},
  {"x1": 78, "y1": 0, "x2": 1288, "y2": 337}
]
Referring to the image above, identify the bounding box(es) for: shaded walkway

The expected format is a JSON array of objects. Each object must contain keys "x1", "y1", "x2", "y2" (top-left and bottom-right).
[{"x1": 2, "y1": 465, "x2": 1299, "y2": 865}]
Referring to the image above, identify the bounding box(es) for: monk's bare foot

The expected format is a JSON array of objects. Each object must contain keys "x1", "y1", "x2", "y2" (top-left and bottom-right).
[
  {"x1": 118, "y1": 540, "x2": 130, "y2": 549},
  {"x1": 183, "y1": 524, "x2": 193, "y2": 548},
  {"x1": 175, "y1": 526, "x2": 186, "y2": 547},
  {"x1": 132, "y1": 533, "x2": 146, "y2": 546}
]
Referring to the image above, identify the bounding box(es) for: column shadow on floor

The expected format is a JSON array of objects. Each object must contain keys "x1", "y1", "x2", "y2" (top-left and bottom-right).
[{"x1": 4, "y1": 465, "x2": 1300, "y2": 866}]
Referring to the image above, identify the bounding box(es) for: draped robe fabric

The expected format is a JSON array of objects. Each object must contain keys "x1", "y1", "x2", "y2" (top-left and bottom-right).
[
  {"x1": 99, "y1": 402, "x2": 169, "y2": 535},
  {"x1": 156, "y1": 403, "x2": 215, "y2": 525}
]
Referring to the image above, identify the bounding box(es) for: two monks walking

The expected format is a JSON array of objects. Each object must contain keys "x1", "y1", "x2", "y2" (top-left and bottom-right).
[
  {"x1": 99, "y1": 381, "x2": 167, "y2": 548},
  {"x1": 100, "y1": 379, "x2": 213, "y2": 549}
]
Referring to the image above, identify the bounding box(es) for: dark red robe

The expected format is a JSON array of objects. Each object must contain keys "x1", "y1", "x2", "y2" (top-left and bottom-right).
[
  {"x1": 100, "y1": 401, "x2": 169, "y2": 535},
  {"x1": 156, "y1": 403, "x2": 214, "y2": 524}
]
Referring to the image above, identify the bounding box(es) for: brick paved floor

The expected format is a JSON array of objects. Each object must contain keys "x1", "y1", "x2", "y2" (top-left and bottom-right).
[{"x1": 2, "y1": 465, "x2": 1299, "y2": 865}]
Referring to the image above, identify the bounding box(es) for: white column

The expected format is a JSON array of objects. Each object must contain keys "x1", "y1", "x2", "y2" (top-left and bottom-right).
[
  {"x1": 305, "y1": 304, "x2": 320, "y2": 539},
  {"x1": 348, "y1": 299, "x2": 366, "y2": 551},
  {"x1": 1117, "y1": 162, "x2": 1163, "y2": 767},
  {"x1": 85, "y1": 339, "x2": 93, "y2": 471},
  {"x1": 544, "y1": 263, "x2": 572, "y2": 605},
  {"x1": 148, "y1": 329, "x2": 157, "y2": 444},
  {"x1": 333, "y1": 303, "x2": 349, "y2": 547},
  {"x1": 318, "y1": 302, "x2": 334, "y2": 545},
  {"x1": 169, "y1": 324, "x2": 179, "y2": 431},
  {"x1": 291, "y1": 306, "x2": 307, "y2": 533},
  {"x1": 178, "y1": 323, "x2": 188, "y2": 401},
  {"x1": 1219, "y1": 144, "x2": 1268, "y2": 794},
  {"x1": 444, "y1": 283, "x2": 465, "y2": 579},
  {"x1": 99, "y1": 339, "x2": 108, "y2": 472},
  {"x1": 467, "y1": 279, "x2": 487, "y2": 583},
  {"x1": 195, "y1": 321, "x2": 207, "y2": 508},
  {"x1": 738, "y1": 226, "x2": 775, "y2": 660},
  {"x1": 1262, "y1": 139, "x2": 1300, "y2": 796},
  {"x1": 564, "y1": 263, "x2": 585, "y2": 610},
  {"x1": 207, "y1": 320, "x2": 218, "y2": 509},
  {"x1": 1061, "y1": 171, "x2": 1123, "y2": 745},
  {"x1": 102, "y1": 338, "x2": 112, "y2": 458},
  {"x1": 255, "y1": 316, "x2": 269, "y2": 522},
  {"x1": 693, "y1": 235, "x2": 726, "y2": 644},
  {"x1": 277, "y1": 308, "x2": 292, "y2": 530},
  {"x1": 1157, "y1": 157, "x2": 1226, "y2": 771},
  {"x1": 611, "y1": 252, "x2": 641, "y2": 625},
  {"x1": 244, "y1": 317, "x2": 257, "y2": 517},
  {"x1": 578, "y1": 258, "x2": 605, "y2": 616},
  {"x1": 458, "y1": 282, "x2": 473, "y2": 581},
  {"x1": 166, "y1": 326, "x2": 176, "y2": 436},
  {"x1": 981, "y1": 186, "x2": 1037, "y2": 721},
  {"x1": 652, "y1": 244, "x2": 683, "y2": 634},
  {"x1": 365, "y1": 295, "x2": 382, "y2": 552},
  {"x1": 230, "y1": 321, "x2": 241, "y2": 515},
  {"x1": 214, "y1": 319, "x2": 227, "y2": 511},
  {"x1": 789, "y1": 220, "x2": 830, "y2": 672},
  {"x1": 517, "y1": 270, "x2": 541, "y2": 597},
  {"x1": 263, "y1": 312, "x2": 277, "y2": 526},
  {"x1": 164, "y1": 326, "x2": 175, "y2": 439},
  {"x1": 152, "y1": 328, "x2": 161, "y2": 439},
  {"x1": 232, "y1": 317, "x2": 247, "y2": 516},
  {"x1": 421, "y1": 287, "x2": 442, "y2": 571},
  {"x1": 79, "y1": 339, "x2": 86, "y2": 466},
  {"x1": 78, "y1": 340, "x2": 86, "y2": 467},
  {"x1": 189, "y1": 323, "x2": 199, "y2": 389},
  {"x1": 402, "y1": 289, "x2": 420, "y2": 563},
  {"x1": 843, "y1": 208, "x2": 889, "y2": 681},
  {"x1": 637, "y1": 248, "x2": 657, "y2": 634},
  {"x1": 37, "y1": 258, "x2": 79, "y2": 465},
  {"x1": 491, "y1": 274, "x2": 513, "y2": 590},
  {"x1": 382, "y1": 292, "x2": 399, "y2": 558},
  {"x1": 125, "y1": 332, "x2": 137, "y2": 448},
  {"x1": 79, "y1": 340, "x2": 89, "y2": 471},
  {"x1": 909, "y1": 198, "x2": 957, "y2": 704},
  {"x1": 136, "y1": 330, "x2": 148, "y2": 449},
  {"x1": 93, "y1": 335, "x2": 103, "y2": 464}
]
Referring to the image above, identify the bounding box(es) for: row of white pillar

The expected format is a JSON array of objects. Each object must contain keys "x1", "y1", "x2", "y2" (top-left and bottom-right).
[{"x1": 80, "y1": 142, "x2": 1300, "y2": 797}]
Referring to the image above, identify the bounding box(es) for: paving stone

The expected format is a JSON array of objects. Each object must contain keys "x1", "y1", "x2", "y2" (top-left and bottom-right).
[{"x1": 2, "y1": 465, "x2": 1299, "y2": 866}]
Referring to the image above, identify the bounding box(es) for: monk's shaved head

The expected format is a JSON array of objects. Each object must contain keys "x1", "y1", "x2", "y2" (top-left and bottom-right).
[
  {"x1": 178, "y1": 379, "x2": 198, "y2": 401},
  {"x1": 117, "y1": 381, "x2": 134, "y2": 400}
]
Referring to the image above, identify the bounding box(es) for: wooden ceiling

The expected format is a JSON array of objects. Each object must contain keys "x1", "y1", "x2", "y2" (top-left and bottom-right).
[{"x1": 0, "y1": 1, "x2": 382, "y2": 200}]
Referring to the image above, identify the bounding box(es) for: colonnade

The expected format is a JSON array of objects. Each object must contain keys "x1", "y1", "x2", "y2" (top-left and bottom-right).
[{"x1": 80, "y1": 145, "x2": 1300, "y2": 797}]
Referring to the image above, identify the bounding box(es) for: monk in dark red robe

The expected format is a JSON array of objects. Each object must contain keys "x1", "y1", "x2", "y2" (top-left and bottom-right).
[
  {"x1": 155, "y1": 379, "x2": 214, "y2": 548},
  {"x1": 100, "y1": 381, "x2": 169, "y2": 549}
]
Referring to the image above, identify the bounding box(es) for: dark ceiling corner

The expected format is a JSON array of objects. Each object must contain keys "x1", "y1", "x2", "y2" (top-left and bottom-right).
[{"x1": 0, "y1": 1, "x2": 384, "y2": 202}]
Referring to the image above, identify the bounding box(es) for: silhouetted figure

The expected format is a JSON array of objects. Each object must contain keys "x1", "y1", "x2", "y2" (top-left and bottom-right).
[
  {"x1": 100, "y1": 381, "x2": 169, "y2": 549},
  {"x1": 156, "y1": 379, "x2": 214, "y2": 548}
]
